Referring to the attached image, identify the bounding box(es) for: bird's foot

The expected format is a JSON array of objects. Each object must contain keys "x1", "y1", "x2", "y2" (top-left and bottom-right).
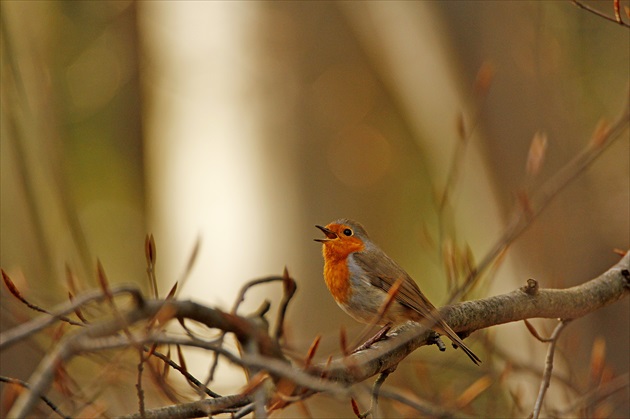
[{"x1": 353, "y1": 323, "x2": 392, "y2": 352}]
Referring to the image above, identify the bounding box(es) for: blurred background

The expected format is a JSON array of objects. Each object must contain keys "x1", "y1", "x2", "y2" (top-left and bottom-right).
[{"x1": 1, "y1": 1, "x2": 628, "y2": 417}]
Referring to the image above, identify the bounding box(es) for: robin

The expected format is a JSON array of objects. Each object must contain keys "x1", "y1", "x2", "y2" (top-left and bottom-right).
[{"x1": 315, "y1": 218, "x2": 480, "y2": 365}]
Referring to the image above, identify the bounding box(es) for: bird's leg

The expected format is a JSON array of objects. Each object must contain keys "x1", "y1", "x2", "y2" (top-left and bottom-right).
[{"x1": 353, "y1": 323, "x2": 392, "y2": 353}]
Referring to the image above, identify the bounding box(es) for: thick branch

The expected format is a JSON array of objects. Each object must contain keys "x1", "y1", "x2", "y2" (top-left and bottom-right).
[
  {"x1": 317, "y1": 252, "x2": 629, "y2": 385},
  {"x1": 3, "y1": 253, "x2": 628, "y2": 418}
]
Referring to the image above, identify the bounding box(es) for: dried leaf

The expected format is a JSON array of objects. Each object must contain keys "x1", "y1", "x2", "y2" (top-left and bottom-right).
[
  {"x1": 282, "y1": 266, "x2": 297, "y2": 299},
  {"x1": 154, "y1": 304, "x2": 177, "y2": 326},
  {"x1": 305, "y1": 335, "x2": 322, "y2": 368},
  {"x1": 473, "y1": 61, "x2": 495, "y2": 97},
  {"x1": 2, "y1": 269, "x2": 22, "y2": 301},
  {"x1": 1, "y1": 382, "x2": 23, "y2": 414},
  {"x1": 600, "y1": 365, "x2": 615, "y2": 385},
  {"x1": 456, "y1": 375, "x2": 493, "y2": 408},
  {"x1": 589, "y1": 337, "x2": 606, "y2": 383},
  {"x1": 65, "y1": 264, "x2": 77, "y2": 295},
  {"x1": 68, "y1": 292, "x2": 89, "y2": 324},
  {"x1": 145, "y1": 234, "x2": 156, "y2": 265},
  {"x1": 378, "y1": 276, "x2": 404, "y2": 318},
  {"x1": 165, "y1": 282, "x2": 178, "y2": 299},
  {"x1": 614, "y1": 0, "x2": 621, "y2": 22},
  {"x1": 517, "y1": 190, "x2": 534, "y2": 218},
  {"x1": 463, "y1": 244, "x2": 477, "y2": 279},
  {"x1": 51, "y1": 323, "x2": 66, "y2": 344},
  {"x1": 523, "y1": 319, "x2": 541, "y2": 340},
  {"x1": 526, "y1": 132, "x2": 548, "y2": 176},
  {"x1": 53, "y1": 364, "x2": 72, "y2": 398},
  {"x1": 442, "y1": 240, "x2": 458, "y2": 289},
  {"x1": 340, "y1": 326, "x2": 349, "y2": 357},
  {"x1": 96, "y1": 260, "x2": 112, "y2": 302},
  {"x1": 593, "y1": 402, "x2": 614, "y2": 418},
  {"x1": 351, "y1": 398, "x2": 361, "y2": 418},
  {"x1": 2, "y1": 269, "x2": 48, "y2": 314},
  {"x1": 320, "y1": 355, "x2": 333, "y2": 379},
  {"x1": 499, "y1": 362, "x2": 512, "y2": 382},
  {"x1": 240, "y1": 371, "x2": 268, "y2": 395},
  {"x1": 523, "y1": 319, "x2": 550, "y2": 342},
  {"x1": 590, "y1": 118, "x2": 610, "y2": 148},
  {"x1": 147, "y1": 342, "x2": 159, "y2": 358},
  {"x1": 268, "y1": 377, "x2": 297, "y2": 411}
]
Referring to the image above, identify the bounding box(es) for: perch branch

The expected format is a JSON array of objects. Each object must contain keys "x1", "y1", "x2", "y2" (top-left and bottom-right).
[{"x1": 3, "y1": 252, "x2": 628, "y2": 418}]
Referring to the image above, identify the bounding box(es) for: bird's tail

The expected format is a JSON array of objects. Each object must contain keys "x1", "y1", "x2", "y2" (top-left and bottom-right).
[{"x1": 438, "y1": 321, "x2": 481, "y2": 365}]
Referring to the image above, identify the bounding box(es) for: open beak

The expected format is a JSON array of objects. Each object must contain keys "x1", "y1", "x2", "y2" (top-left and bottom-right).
[{"x1": 314, "y1": 225, "x2": 337, "y2": 242}]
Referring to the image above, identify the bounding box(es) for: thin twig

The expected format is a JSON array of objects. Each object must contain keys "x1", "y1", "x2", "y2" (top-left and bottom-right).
[
  {"x1": 570, "y1": 0, "x2": 630, "y2": 27},
  {"x1": 523, "y1": 319, "x2": 555, "y2": 343},
  {"x1": 136, "y1": 348, "x2": 146, "y2": 418},
  {"x1": 378, "y1": 387, "x2": 473, "y2": 418},
  {"x1": 0, "y1": 376, "x2": 70, "y2": 419},
  {"x1": 531, "y1": 320, "x2": 571, "y2": 419},
  {"x1": 0, "y1": 285, "x2": 144, "y2": 350},
  {"x1": 552, "y1": 372, "x2": 629, "y2": 416},
  {"x1": 233, "y1": 402, "x2": 257, "y2": 419},
  {"x1": 273, "y1": 267, "x2": 297, "y2": 341},
  {"x1": 2, "y1": 270, "x2": 84, "y2": 327},
  {"x1": 450, "y1": 97, "x2": 630, "y2": 303},
  {"x1": 5, "y1": 253, "x2": 629, "y2": 418},
  {"x1": 207, "y1": 275, "x2": 285, "y2": 383},
  {"x1": 118, "y1": 394, "x2": 251, "y2": 419},
  {"x1": 362, "y1": 367, "x2": 395, "y2": 418}
]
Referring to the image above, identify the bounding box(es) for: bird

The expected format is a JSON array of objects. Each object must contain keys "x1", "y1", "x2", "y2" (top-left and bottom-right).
[{"x1": 315, "y1": 218, "x2": 480, "y2": 365}]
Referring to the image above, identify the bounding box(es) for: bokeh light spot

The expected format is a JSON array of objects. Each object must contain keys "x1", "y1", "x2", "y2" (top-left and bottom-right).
[{"x1": 327, "y1": 125, "x2": 392, "y2": 188}]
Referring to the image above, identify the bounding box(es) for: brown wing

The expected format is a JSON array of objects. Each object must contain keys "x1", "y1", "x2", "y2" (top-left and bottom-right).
[
  {"x1": 354, "y1": 248, "x2": 482, "y2": 365},
  {"x1": 353, "y1": 248, "x2": 441, "y2": 322}
]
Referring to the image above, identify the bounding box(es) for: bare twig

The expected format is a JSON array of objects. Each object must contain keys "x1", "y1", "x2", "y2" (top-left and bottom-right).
[
  {"x1": 480, "y1": 333, "x2": 578, "y2": 393},
  {"x1": 531, "y1": 320, "x2": 571, "y2": 419},
  {"x1": 136, "y1": 348, "x2": 146, "y2": 418},
  {"x1": 570, "y1": 0, "x2": 630, "y2": 27},
  {"x1": 118, "y1": 394, "x2": 251, "y2": 419},
  {"x1": 363, "y1": 366, "x2": 395, "y2": 418},
  {"x1": 3, "y1": 252, "x2": 628, "y2": 418},
  {"x1": 233, "y1": 402, "x2": 257, "y2": 419},
  {"x1": 0, "y1": 376, "x2": 69, "y2": 419},
  {"x1": 0, "y1": 284, "x2": 144, "y2": 350},
  {"x1": 274, "y1": 267, "x2": 297, "y2": 341},
  {"x1": 175, "y1": 236, "x2": 202, "y2": 296},
  {"x1": 451, "y1": 98, "x2": 630, "y2": 302},
  {"x1": 2, "y1": 270, "x2": 84, "y2": 327},
  {"x1": 438, "y1": 62, "x2": 494, "y2": 214},
  {"x1": 378, "y1": 387, "x2": 473, "y2": 418},
  {"x1": 552, "y1": 372, "x2": 629, "y2": 416},
  {"x1": 207, "y1": 275, "x2": 286, "y2": 383}
]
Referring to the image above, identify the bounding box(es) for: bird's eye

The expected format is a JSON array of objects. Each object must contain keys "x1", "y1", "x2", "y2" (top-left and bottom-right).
[{"x1": 342, "y1": 228, "x2": 353, "y2": 236}]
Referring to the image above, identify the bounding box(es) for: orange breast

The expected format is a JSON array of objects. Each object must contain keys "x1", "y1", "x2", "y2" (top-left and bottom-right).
[
  {"x1": 323, "y1": 258, "x2": 352, "y2": 304},
  {"x1": 320, "y1": 233, "x2": 365, "y2": 306}
]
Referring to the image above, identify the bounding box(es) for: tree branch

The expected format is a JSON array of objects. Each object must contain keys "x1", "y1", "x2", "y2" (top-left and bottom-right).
[
  {"x1": 316, "y1": 252, "x2": 629, "y2": 388},
  {"x1": 3, "y1": 252, "x2": 628, "y2": 418}
]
